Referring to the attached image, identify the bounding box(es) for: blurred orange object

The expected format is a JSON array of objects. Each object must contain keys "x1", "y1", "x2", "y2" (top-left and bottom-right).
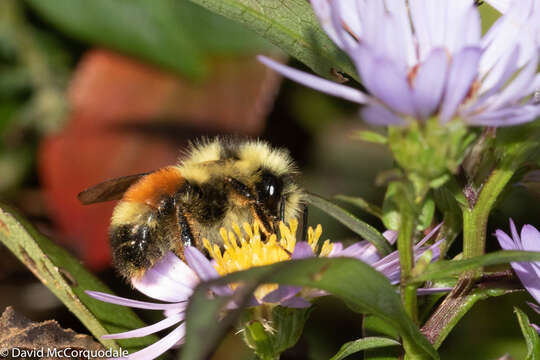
[{"x1": 39, "y1": 49, "x2": 282, "y2": 270}]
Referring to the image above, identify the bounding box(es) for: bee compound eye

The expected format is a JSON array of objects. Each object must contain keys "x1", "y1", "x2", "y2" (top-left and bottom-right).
[{"x1": 257, "y1": 171, "x2": 283, "y2": 214}]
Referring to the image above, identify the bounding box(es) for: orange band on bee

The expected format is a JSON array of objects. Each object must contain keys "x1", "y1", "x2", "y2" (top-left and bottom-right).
[{"x1": 124, "y1": 167, "x2": 184, "y2": 207}]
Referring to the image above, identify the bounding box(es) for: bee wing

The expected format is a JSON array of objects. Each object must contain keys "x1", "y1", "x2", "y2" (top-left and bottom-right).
[{"x1": 78, "y1": 173, "x2": 149, "y2": 205}]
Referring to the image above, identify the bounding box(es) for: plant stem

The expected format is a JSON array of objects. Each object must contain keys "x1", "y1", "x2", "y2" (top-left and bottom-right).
[
  {"x1": 462, "y1": 166, "x2": 516, "y2": 279},
  {"x1": 398, "y1": 200, "x2": 417, "y2": 322},
  {"x1": 422, "y1": 158, "x2": 519, "y2": 347}
]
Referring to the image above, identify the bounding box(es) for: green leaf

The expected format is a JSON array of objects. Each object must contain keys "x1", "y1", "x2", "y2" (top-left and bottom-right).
[
  {"x1": 306, "y1": 193, "x2": 392, "y2": 256},
  {"x1": 185, "y1": 0, "x2": 358, "y2": 80},
  {"x1": 0, "y1": 205, "x2": 157, "y2": 352},
  {"x1": 174, "y1": 0, "x2": 273, "y2": 54},
  {"x1": 182, "y1": 257, "x2": 439, "y2": 360},
  {"x1": 411, "y1": 250, "x2": 540, "y2": 283},
  {"x1": 382, "y1": 182, "x2": 402, "y2": 231},
  {"x1": 330, "y1": 337, "x2": 400, "y2": 360},
  {"x1": 26, "y1": 0, "x2": 206, "y2": 77},
  {"x1": 416, "y1": 195, "x2": 435, "y2": 232},
  {"x1": 242, "y1": 306, "x2": 311, "y2": 358},
  {"x1": 334, "y1": 194, "x2": 383, "y2": 219},
  {"x1": 353, "y1": 130, "x2": 388, "y2": 145},
  {"x1": 514, "y1": 307, "x2": 540, "y2": 360}
]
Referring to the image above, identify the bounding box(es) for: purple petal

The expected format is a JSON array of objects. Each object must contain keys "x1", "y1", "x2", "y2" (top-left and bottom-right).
[
  {"x1": 384, "y1": 1, "x2": 416, "y2": 67},
  {"x1": 263, "y1": 285, "x2": 302, "y2": 303},
  {"x1": 528, "y1": 301, "x2": 540, "y2": 314},
  {"x1": 409, "y1": 0, "x2": 432, "y2": 61},
  {"x1": 446, "y1": 2, "x2": 481, "y2": 53},
  {"x1": 280, "y1": 296, "x2": 312, "y2": 308},
  {"x1": 363, "y1": 55, "x2": 415, "y2": 115},
  {"x1": 440, "y1": 46, "x2": 482, "y2": 123},
  {"x1": 184, "y1": 246, "x2": 219, "y2": 281},
  {"x1": 360, "y1": 103, "x2": 406, "y2": 126},
  {"x1": 532, "y1": 323, "x2": 540, "y2": 334},
  {"x1": 383, "y1": 230, "x2": 398, "y2": 245},
  {"x1": 467, "y1": 105, "x2": 540, "y2": 127},
  {"x1": 102, "y1": 313, "x2": 184, "y2": 339},
  {"x1": 521, "y1": 225, "x2": 540, "y2": 252},
  {"x1": 184, "y1": 247, "x2": 233, "y2": 297},
  {"x1": 311, "y1": 0, "x2": 362, "y2": 52},
  {"x1": 85, "y1": 290, "x2": 186, "y2": 311},
  {"x1": 480, "y1": 0, "x2": 534, "y2": 72},
  {"x1": 496, "y1": 229, "x2": 518, "y2": 250},
  {"x1": 412, "y1": 48, "x2": 448, "y2": 119},
  {"x1": 257, "y1": 56, "x2": 370, "y2": 104},
  {"x1": 513, "y1": 263, "x2": 540, "y2": 305},
  {"x1": 132, "y1": 268, "x2": 194, "y2": 303},
  {"x1": 485, "y1": 52, "x2": 539, "y2": 111},
  {"x1": 292, "y1": 242, "x2": 314, "y2": 259},
  {"x1": 150, "y1": 252, "x2": 198, "y2": 288},
  {"x1": 415, "y1": 223, "x2": 443, "y2": 249},
  {"x1": 478, "y1": 45, "x2": 520, "y2": 97},
  {"x1": 510, "y1": 219, "x2": 521, "y2": 246},
  {"x1": 111, "y1": 323, "x2": 185, "y2": 360},
  {"x1": 485, "y1": 0, "x2": 511, "y2": 13},
  {"x1": 334, "y1": 241, "x2": 381, "y2": 265}
]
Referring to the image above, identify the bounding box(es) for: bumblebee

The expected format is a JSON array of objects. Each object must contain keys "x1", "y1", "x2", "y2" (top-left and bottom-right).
[{"x1": 78, "y1": 138, "x2": 305, "y2": 279}]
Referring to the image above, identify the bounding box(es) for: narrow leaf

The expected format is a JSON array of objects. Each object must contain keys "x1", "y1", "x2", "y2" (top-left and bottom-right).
[
  {"x1": 334, "y1": 194, "x2": 383, "y2": 219},
  {"x1": 0, "y1": 205, "x2": 156, "y2": 352},
  {"x1": 182, "y1": 257, "x2": 439, "y2": 360},
  {"x1": 306, "y1": 193, "x2": 392, "y2": 255},
  {"x1": 514, "y1": 307, "x2": 540, "y2": 360},
  {"x1": 412, "y1": 250, "x2": 540, "y2": 283},
  {"x1": 330, "y1": 337, "x2": 400, "y2": 360},
  {"x1": 186, "y1": 0, "x2": 358, "y2": 80}
]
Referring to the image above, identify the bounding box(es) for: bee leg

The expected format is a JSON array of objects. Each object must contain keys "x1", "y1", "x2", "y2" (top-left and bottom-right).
[
  {"x1": 176, "y1": 205, "x2": 196, "y2": 249},
  {"x1": 225, "y1": 176, "x2": 274, "y2": 236}
]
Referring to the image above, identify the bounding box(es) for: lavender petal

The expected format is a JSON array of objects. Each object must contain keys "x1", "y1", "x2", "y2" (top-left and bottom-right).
[
  {"x1": 528, "y1": 301, "x2": 540, "y2": 314},
  {"x1": 360, "y1": 103, "x2": 406, "y2": 126},
  {"x1": 263, "y1": 285, "x2": 302, "y2": 303},
  {"x1": 440, "y1": 46, "x2": 482, "y2": 123},
  {"x1": 412, "y1": 48, "x2": 448, "y2": 119},
  {"x1": 382, "y1": 230, "x2": 398, "y2": 245},
  {"x1": 485, "y1": 52, "x2": 539, "y2": 111},
  {"x1": 111, "y1": 323, "x2": 186, "y2": 360},
  {"x1": 292, "y1": 242, "x2": 314, "y2": 259},
  {"x1": 280, "y1": 296, "x2": 312, "y2": 309},
  {"x1": 132, "y1": 269, "x2": 193, "y2": 303},
  {"x1": 102, "y1": 313, "x2": 184, "y2": 339},
  {"x1": 485, "y1": 0, "x2": 511, "y2": 13},
  {"x1": 184, "y1": 246, "x2": 219, "y2": 281},
  {"x1": 467, "y1": 105, "x2": 540, "y2": 127},
  {"x1": 85, "y1": 290, "x2": 186, "y2": 311},
  {"x1": 513, "y1": 263, "x2": 540, "y2": 305},
  {"x1": 257, "y1": 56, "x2": 370, "y2": 104},
  {"x1": 364, "y1": 55, "x2": 415, "y2": 115},
  {"x1": 150, "y1": 252, "x2": 198, "y2": 288},
  {"x1": 496, "y1": 229, "x2": 518, "y2": 250},
  {"x1": 521, "y1": 225, "x2": 540, "y2": 252}
]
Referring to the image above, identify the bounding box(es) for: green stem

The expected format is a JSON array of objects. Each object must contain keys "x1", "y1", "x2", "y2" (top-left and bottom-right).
[
  {"x1": 398, "y1": 201, "x2": 417, "y2": 322},
  {"x1": 462, "y1": 167, "x2": 516, "y2": 273}
]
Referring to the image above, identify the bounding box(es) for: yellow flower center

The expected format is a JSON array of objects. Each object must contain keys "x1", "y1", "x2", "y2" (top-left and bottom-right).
[{"x1": 203, "y1": 219, "x2": 331, "y2": 302}]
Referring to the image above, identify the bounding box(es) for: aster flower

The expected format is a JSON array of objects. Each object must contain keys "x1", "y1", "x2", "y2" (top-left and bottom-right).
[
  {"x1": 86, "y1": 220, "x2": 443, "y2": 359},
  {"x1": 259, "y1": 0, "x2": 540, "y2": 127},
  {"x1": 495, "y1": 219, "x2": 540, "y2": 333}
]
